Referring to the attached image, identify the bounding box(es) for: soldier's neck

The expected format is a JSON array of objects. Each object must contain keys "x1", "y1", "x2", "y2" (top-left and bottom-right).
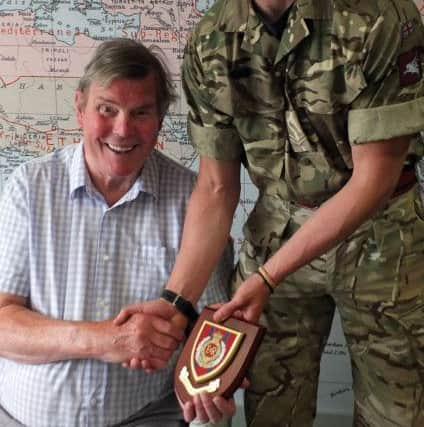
[{"x1": 252, "y1": 0, "x2": 295, "y2": 23}]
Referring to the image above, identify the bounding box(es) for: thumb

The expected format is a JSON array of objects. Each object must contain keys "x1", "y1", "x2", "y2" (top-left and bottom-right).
[
  {"x1": 143, "y1": 300, "x2": 176, "y2": 318},
  {"x1": 113, "y1": 302, "x2": 144, "y2": 325},
  {"x1": 213, "y1": 300, "x2": 241, "y2": 323}
]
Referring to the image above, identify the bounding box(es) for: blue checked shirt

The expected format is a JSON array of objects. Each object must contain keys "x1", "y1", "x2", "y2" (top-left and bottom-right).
[{"x1": 0, "y1": 142, "x2": 233, "y2": 427}]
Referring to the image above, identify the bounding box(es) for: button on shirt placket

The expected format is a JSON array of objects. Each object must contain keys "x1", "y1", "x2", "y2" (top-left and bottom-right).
[{"x1": 94, "y1": 208, "x2": 114, "y2": 321}]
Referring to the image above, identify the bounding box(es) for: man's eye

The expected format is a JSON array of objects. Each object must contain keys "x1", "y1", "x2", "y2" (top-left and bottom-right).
[{"x1": 97, "y1": 104, "x2": 116, "y2": 115}]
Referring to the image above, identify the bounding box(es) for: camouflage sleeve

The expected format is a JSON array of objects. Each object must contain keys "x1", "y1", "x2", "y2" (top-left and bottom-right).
[
  {"x1": 182, "y1": 33, "x2": 244, "y2": 160},
  {"x1": 348, "y1": 0, "x2": 424, "y2": 144}
]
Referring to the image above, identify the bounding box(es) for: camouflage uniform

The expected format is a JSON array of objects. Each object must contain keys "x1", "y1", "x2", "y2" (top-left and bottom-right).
[{"x1": 182, "y1": 0, "x2": 424, "y2": 426}]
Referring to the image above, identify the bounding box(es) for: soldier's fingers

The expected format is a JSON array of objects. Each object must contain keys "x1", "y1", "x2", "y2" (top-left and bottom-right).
[
  {"x1": 140, "y1": 345, "x2": 172, "y2": 362},
  {"x1": 151, "y1": 316, "x2": 185, "y2": 341},
  {"x1": 128, "y1": 358, "x2": 143, "y2": 369},
  {"x1": 148, "y1": 330, "x2": 179, "y2": 351},
  {"x1": 141, "y1": 358, "x2": 167, "y2": 371},
  {"x1": 113, "y1": 303, "x2": 144, "y2": 325},
  {"x1": 213, "y1": 300, "x2": 241, "y2": 322},
  {"x1": 209, "y1": 302, "x2": 224, "y2": 310}
]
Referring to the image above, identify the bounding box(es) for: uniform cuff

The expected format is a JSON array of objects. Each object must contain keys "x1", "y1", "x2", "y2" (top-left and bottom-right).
[
  {"x1": 348, "y1": 97, "x2": 424, "y2": 144},
  {"x1": 188, "y1": 120, "x2": 243, "y2": 160}
]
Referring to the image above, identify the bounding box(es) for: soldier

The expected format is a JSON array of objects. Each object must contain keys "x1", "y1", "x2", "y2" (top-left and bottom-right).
[{"x1": 119, "y1": 0, "x2": 424, "y2": 426}]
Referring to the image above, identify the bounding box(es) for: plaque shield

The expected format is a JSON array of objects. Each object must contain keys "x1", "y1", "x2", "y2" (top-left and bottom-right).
[
  {"x1": 175, "y1": 306, "x2": 266, "y2": 404},
  {"x1": 191, "y1": 320, "x2": 244, "y2": 383}
]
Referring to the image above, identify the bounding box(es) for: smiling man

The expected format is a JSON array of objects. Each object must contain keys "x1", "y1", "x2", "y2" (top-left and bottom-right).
[{"x1": 0, "y1": 39, "x2": 233, "y2": 427}]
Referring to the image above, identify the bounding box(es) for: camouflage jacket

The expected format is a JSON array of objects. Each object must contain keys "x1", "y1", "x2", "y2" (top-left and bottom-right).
[{"x1": 182, "y1": 0, "x2": 424, "y2": 267}]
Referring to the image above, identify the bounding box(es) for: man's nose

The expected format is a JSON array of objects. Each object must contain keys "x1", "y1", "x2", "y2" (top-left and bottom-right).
[{"x1": 113, "y1": 113, "x2": 132, "y2": 137}]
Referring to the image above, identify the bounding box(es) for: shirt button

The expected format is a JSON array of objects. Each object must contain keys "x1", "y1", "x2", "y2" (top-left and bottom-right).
[{"x1": 103, "y1": 255, "x2": 110, "y2": 261}]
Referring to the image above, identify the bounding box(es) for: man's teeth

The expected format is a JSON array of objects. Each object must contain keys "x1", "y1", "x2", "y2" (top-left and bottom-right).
[{"x1": 106, "y1": 143, "x2": 135, "y2": 153}]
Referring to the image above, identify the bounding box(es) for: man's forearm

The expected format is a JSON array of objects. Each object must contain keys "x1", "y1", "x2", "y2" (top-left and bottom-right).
[{"x1": 0, "y1": 303, "x2": 99, "y2": 364}]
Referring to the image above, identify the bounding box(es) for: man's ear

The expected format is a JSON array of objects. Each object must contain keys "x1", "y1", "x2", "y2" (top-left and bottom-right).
[{"x1": 74, "y1": 90, "x2": 85, "y2": 128}]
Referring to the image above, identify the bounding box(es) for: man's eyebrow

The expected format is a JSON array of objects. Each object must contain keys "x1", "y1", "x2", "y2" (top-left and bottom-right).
[
  {"x1": 95, "y1": 96, "x2": 157, "y2": 111},
  {"x1": 96, "y1": 96, "x2": 117, "y2": 104}
]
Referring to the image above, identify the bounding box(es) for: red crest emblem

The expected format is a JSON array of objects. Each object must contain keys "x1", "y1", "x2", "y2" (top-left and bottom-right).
[{"x1": 190, "y1": 320, "x2": 244, "y2": 383}]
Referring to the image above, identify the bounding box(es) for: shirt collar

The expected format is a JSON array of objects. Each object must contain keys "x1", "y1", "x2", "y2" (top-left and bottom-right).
[
  {"x1": 296, "y1": 0, "x2": 333, "y2": 20},
  {"x1": 69, "y1": 141, "x2": 160, "y2": 202},
  {"x1": 240, "y1": 0, "x2": 333, "y2": 63}
]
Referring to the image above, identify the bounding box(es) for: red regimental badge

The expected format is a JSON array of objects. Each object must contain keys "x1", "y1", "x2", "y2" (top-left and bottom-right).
[
  {"x1": 190, "y1": 320, "x2": 244, "y2": 383},
  {"x1": 398, "y1": 48, "x2": 422, "y2": 87}
]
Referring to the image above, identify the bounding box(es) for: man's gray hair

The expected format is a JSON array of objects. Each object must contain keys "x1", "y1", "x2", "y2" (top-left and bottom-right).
[{"x1": 78, "y1": 38, "x2": 176, "y2": 119}]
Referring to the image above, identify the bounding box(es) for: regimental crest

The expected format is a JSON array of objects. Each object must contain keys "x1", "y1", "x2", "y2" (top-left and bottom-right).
[{"x1": 190, "y1": 320, "x2": 244, "y2": 383}]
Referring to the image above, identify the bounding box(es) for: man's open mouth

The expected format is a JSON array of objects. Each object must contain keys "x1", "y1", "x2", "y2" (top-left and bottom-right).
[{"x1": 105, "y1": 143, "x2": 136, "y2": 153}]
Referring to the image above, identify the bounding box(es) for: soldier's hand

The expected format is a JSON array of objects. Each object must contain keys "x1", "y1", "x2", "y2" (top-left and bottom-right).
[
  {"x1": 114, "y1": 298, "x2": 179, "y2": 327},
  {"x1": 213, "y1": 274, "x2": 270, "y2": 324}
]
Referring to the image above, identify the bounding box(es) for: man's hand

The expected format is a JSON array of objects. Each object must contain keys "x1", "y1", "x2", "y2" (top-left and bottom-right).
[
  {"x1": 97, "y1": 309, "x2": 184, "y2": 368},
  {"x1": 179, "y1": 379, "x2": 249, "y2": 424},
  {"x1": 213, "y1": 274, "x2": 270, "y2": 324},
  {"x1": 114, "y1": 299, "x2": 188, "y2": 370}
]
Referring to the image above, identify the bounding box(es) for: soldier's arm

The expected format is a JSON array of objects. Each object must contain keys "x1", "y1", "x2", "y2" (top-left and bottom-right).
[
  {"x1": 165, "y1": 155, "x2": 241, "y2": 303},
  {"x1": 216, "y1": 135, "x2": 411, "y2": 323}
]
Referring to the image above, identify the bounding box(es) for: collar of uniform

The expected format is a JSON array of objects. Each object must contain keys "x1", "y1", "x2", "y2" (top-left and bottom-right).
[
  {"x1": 239, "y1": 1, "x2": 319, "y2": 64},
  {"x1": 240, "y1": 1, "x2": 281, "y2": 57},
  {"x1": 69, "y1": 140, "x2": 159, "y2": 202},
  {"x1": 296, "y1": 0, "x2": 333, "y2": 20},
  {"x1": 274, "y1": 0, "x2": 332, "y2": 63}
]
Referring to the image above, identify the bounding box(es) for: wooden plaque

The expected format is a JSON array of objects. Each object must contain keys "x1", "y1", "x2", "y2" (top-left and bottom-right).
[{"x1": 174, "y1": 306, "x2": 266, "y2": 404}]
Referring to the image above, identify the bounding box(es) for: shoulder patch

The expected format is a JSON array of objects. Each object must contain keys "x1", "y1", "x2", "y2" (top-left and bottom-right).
[{"x1": 398, "y1": 48, "x2": 421, "y2": 87}]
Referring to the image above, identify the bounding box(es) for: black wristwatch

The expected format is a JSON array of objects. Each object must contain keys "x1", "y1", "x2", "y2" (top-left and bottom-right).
[{"x1": 160, "y1": 289, "x2": 198, "y2": 323}]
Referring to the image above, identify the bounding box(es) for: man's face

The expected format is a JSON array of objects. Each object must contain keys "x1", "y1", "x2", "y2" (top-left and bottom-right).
[{"x1": 75, "y1": 74, "x2": 161, "y2": 191}]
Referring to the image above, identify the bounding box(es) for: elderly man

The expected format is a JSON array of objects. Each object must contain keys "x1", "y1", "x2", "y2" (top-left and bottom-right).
[
  {"x1": 0, "y1": 39, "x2": 233, "y2": 427},
  {"x1": 117, "y1": 0, "x2": 424, "y2": 426}
]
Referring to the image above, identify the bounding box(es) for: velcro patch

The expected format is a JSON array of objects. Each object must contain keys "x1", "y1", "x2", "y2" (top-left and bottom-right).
[{"x1": 398, "y1": 48, "x2": 421, "y2": 87}]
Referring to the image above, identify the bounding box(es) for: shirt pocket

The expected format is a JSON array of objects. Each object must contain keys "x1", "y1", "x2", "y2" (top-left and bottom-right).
[{"x1": 127, "y1": 245, "x2": 177, "y2": 302}]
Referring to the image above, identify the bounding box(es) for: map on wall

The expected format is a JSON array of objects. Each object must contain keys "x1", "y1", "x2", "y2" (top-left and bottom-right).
[{"x1": 0, "y1": 0, "x2": 423, "y2": 419}]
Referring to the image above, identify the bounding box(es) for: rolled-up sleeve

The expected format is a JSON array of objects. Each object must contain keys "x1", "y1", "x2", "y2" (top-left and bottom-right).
[
  {"x1": 182, "y1": 33, "x2": 244, "y2": 160},
  {"x1": 348, "y1": 2, "x2": 424, "y2": 144}
]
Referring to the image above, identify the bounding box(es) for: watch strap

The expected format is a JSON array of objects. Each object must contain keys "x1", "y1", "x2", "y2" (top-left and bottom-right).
[{"x1": 161, "y1": 289, "x2": 198, "y2": 323}]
